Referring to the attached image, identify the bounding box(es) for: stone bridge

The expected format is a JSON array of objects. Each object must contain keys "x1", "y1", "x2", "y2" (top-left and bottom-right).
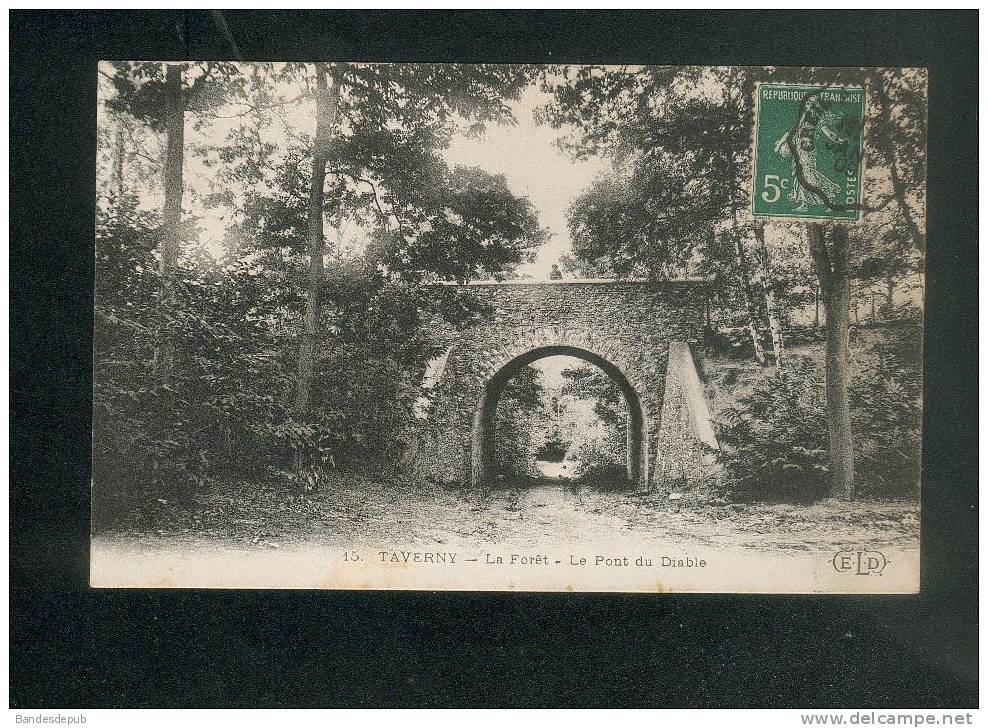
[{"x1": 411, "y1": 279, "x2": 719, "y2": 488}]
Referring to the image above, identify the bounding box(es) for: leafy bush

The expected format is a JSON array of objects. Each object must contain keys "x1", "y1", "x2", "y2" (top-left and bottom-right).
[
  {"x1": 849, "y1": 321, "x2": 923, "y2": 497},
  {"x1": 785, "y1": 323, "x2": 826, "y2": 347},
  {"x1": 714, "y1": 358, "x2": 830, "y2": 502},
  {"x1": 535, "y1": 437, "x2": 567, "y2": 462},
  {"x1": 94, "y1": 180, "x2": 489, "y2": 527},
  {"x1": 494, "y1": 416, "x2": 541, "y2": 478},
  {"x1": 714, "y1": 320, "x2": 923, "y2": 502},
  {"x1": 92, "y1": 233, "x2": 310, "y2": 523},
  {"x1": 704, "y1": 326, "x2": 761, "y2": 360},
  {"x1": 493, "y1": 365, "x2": 547, "y2": 478},
  {"x1": 571, "y1": 429, "x2": 629, "y2": 485}
]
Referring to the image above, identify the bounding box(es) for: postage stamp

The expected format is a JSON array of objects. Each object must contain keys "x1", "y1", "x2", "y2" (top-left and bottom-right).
[{"x1": 752, "y1": 83, "x2": 866, "y2": 222}]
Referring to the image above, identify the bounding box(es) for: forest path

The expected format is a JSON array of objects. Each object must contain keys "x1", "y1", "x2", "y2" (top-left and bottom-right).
[
  {"x1": 93, "y1": 472, "x2": 921, "y2": 556},
  {"x1": 438, "y1": 480, "x2": 634, "y2": 548}
]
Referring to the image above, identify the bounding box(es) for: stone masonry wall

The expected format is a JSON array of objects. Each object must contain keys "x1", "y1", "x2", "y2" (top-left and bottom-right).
[{"x1": 412, "y1": 280, "x2": 710, "y2": 486}]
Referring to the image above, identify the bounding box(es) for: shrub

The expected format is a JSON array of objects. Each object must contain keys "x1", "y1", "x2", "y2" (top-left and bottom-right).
[
  {"x1": 535, "y1": 437, "x2": 567, "y2": 462},
  {"x1": 849, "y1": 320, "x2": 923, "y2": 497},
  {"x1": 714, "y1": 358, "x2": 830, "y2": 502},
  {"x1": 562, "y1": 417, "x2": 627, "y2": 481},
  {"x1": 494, "y1": 413, "x2": 541, "y2": 478},
  {"x1": 493, "y1": 365, "x2": 547, "y2": 478},
  {"x1": 715, "y1": 318, "x2": 924, "y2": 502}
]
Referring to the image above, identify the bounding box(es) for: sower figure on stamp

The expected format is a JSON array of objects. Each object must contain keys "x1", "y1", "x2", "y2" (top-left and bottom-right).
[{"x1": 773, "y1": 96, "x2": 845, "y2": 212}]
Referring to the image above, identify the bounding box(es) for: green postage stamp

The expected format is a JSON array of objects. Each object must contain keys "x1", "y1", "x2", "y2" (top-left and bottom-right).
[{"x1": 752, "y1": 83, "x2": 866, "y2": 222}]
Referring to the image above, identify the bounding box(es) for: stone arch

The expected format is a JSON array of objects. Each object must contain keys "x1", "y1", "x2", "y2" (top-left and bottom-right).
[
  {"x1": 411, "y1": 280, "x2": 713, "y2": 488},
  {"x1": 470, "y1": 345, "x2": 647, "y2": 486}
]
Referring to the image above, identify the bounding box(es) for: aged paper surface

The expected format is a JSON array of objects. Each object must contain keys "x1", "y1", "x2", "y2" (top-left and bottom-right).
[{"x1": 91, "y1": 63, "x2": 925, "y2": 592}]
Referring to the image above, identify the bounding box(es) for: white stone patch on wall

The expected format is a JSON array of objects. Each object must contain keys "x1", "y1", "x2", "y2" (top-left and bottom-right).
[
  {"x1": 669, "y1": 341, "x2": 719, "y2": 450},
  {"x1": 413, "y1": 346, "x2": 452, "y2": 420},
  {"x1": 656, "y1": 341, "x2": 719, "y2": 486}
]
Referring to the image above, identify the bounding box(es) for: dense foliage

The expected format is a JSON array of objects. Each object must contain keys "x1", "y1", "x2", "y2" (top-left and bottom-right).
[
  {"x1": 848, "y1": 319, "x2": 924, "y2": 497},
  {"x1": 560, "y1": 363, "x2": 628, "y2": 481},
  {"x1": 93, "y1": 61, "x2": 927, "y2": 521},
  {"x1": 493, "y1": 366, "x2": 549, "y2": 478},
  {"x1": 714, "y1": 359, "x2": 831, "y2": 502},
  {"x1": 93, "y1": 62, "x2": 548, "y2": 524},
  {"x1": 714, "y1": 318, "x2": 923, "y2": 501},
  {"x1": 493, "y1": 361, "x2": 632, "y2": 481},
  {"x1": 544, "y1": 65, "x2": 927, "y2": 499}
]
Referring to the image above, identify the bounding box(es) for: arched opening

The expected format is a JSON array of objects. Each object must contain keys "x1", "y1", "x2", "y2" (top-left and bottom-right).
[{"x1": 472, "y1": 346, "x2": 646, "y2": 486}]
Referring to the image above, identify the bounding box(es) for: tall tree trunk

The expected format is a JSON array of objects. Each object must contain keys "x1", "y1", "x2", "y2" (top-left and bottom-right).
[
  {"x1": 114, "y1": 125, "x2": 125, "y2": 206},
  {"x1": 721, "y1": 69, "x2": 766, "y2": 366},
  {"x1": 753, "y1": 220, "x2": 785, "y2": 370},
  {"x1": 765, "y1": 291, "x2": 784, "y2": 368},
  {"x1": 808, "y1": 224, "x2": 855, "y2": 499},
  {"x1": 294, "y1": 65, "x2": 341, "y2": 418},
  {"x1": 731, "y1": 233, "x2": 766, "y2": 366},
  {"x1": 884, "y1": 273, "x2": 895, "y2": 318},
  {"x1": 155, "y1": 62, "x2": 186, "y2": 381}
]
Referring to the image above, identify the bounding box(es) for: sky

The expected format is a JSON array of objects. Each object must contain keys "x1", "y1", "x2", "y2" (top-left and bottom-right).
[
  {"x1": 99, "y1": 66, "x2": 610, "y2": 277},
  {"x1": 443, "y1": 84, "x2": 610, "y2": 279}
]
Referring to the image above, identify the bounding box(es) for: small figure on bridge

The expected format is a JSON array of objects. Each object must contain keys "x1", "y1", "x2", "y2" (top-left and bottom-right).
[{"x1": 549, "y1": 264, "x2": 563, "y2": 280}]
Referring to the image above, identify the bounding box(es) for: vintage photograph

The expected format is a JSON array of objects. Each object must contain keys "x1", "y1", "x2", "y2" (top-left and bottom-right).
[{"x1": 90, "y1": 63, "x2": 926, "y2": 592}]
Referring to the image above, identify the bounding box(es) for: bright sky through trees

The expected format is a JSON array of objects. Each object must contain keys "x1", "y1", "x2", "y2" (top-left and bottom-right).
[{"x1": 444, "y1": 84, "x2": 609, "y2": 278}]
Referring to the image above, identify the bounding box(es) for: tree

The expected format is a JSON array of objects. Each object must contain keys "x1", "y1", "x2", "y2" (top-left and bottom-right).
[
  {"x1": 868, "y1": 69, "x2": 927, "y2": 255},
  {"x1": 104, "y1": 61, "x2": 240, "y2": 378},
  {"x1": 157, "y1": 63, "x2": 185, "y2": 379},
  {"x1": 790, "y1": 69, "x2": 926, "y2": 500},
  {"x1": 184, "y1": 63, "x2": 547, "y2": 469},
  {"x1": 561, "y1": 362, "x2": 625, "y2": 428},
  {"x1": 542, "y1": 66, "x2": 777, "y2": 366},
  {"x1": 286, "y1": 62, "x2": 540, "y2": 420},
  {"x1": 855, "y1": 219, "x2": 922, "y2": 321},
  {"x1": 296, "y1": 65, "x2": 340, "y2": 416},
  {"x1": 495, "y1": 365, "x2": 548, "y2": 476},
  {"x1": 559, "y1": 362, "x2": 628, "y2": 480},
  {"x1": 543, "y1": 65, "x2": 926, "y2": 499},
  {"x1": 565, "y1": 174, "x2": 699, "y2": 278},
  {"x1": 807, "y1": 223, "x2": 854, "y2": 498},
  {"x1": 754, "y1": 220, "x2": 786, "y2": 367}
]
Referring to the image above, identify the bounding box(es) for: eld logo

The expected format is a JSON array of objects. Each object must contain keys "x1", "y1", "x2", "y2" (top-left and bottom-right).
[{"x1": 833, "y1": 550, "x2": 889, "y2": 576}]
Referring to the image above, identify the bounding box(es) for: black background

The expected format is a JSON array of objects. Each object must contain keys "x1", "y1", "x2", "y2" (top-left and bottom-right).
[{"x1": 9, "y1": 10, "x2": 978, "y2": 708}]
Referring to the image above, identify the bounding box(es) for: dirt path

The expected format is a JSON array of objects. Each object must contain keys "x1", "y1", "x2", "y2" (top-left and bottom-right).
[
  {"x1": 440, "y1": 482, "x2": 633, "y2": 547},
  {"x1": 95, "y1": 474, "x2": 921, "y2": 556}
]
